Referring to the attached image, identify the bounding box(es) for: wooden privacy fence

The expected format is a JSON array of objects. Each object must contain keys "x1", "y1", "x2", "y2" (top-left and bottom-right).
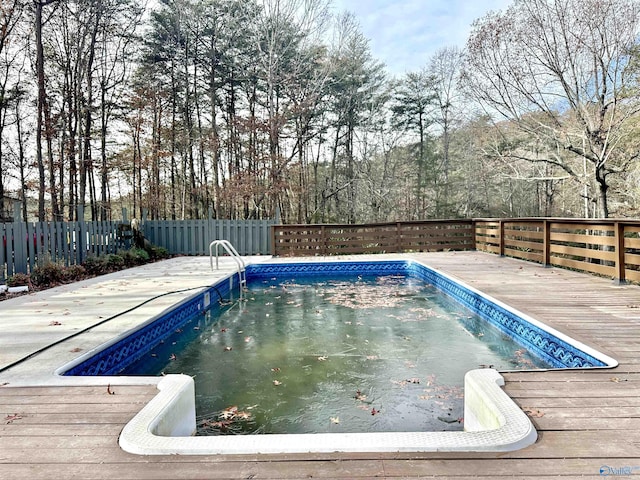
[
  {"x1": 0, "y1": 219, "x2": 126, "y2": 281},
  {"x1": 272, "y1": 218, "x2": 640, "y2": 284},
  {"x1": 142, "y1": 218, "x2": 275, "y2": 256},
  {"x1": 271, "y1": 220, "x2": 475, "y2": 256},
  {"x1": 4, "y1": 214, "x2": 640, "y2": 285},
  {"x1": 474, "y1": 218, "x2": 640, "y2": 284},
  {"x1": 1, "y1": 213, "x2": 275, "y2": 282}
]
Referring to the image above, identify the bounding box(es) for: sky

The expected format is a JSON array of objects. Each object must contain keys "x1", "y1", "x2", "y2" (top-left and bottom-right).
[{"x1": 330, "y1": 0, "x2": 513, "y2": 76}]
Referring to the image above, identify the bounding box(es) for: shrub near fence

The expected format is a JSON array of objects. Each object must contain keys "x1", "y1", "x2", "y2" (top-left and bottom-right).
[
  {"x1": 1, "y1": 208, "x2": 275, "y2": 283},
  {"x1": 1, "y1": 218, "x2": 124, "y2": 282}
]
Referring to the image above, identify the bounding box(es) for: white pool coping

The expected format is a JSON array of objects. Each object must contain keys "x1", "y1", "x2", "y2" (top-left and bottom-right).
[{"x1": 119, "y1": 368, "x2": 537, "y2": 455}]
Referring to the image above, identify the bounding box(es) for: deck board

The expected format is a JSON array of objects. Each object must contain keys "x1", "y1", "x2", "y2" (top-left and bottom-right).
[{"x1": 2, "y1": 251, "x2": 640, "y2": 478}]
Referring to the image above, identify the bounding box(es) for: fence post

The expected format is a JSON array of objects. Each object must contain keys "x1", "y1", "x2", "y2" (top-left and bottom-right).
[
  {"x1": 207, "y1": 206, "x2": 213, "y2": 245},
  {"x1": 77, "y1": 205, "x2": 87, "y2": 264},
  {"x1": 321, "y1": 225, "x2": 327, "y2": 256},
  {"x1": 470, "y1": 220, "x2": 477, "y2": 251},
  {"x1": 12, "y1": 201, "x2": 28, "y2": 274},
  {"x1": 543, "y1": 220, "x2": 551, "y2": 267},
  {"x1": 614, "y1": 222, "x2": 626, "y2": 284},
  {"x1": 499, "y1": 220, "x2": 505, "y2": 257},
  {"x1": 270, "y1": 225, "x2": 277, "y2": 256}
]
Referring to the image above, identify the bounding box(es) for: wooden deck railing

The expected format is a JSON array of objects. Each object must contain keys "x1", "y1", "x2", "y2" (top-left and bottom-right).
[
  {"x1": 272, "y1": 218, "x2": 640, "y2": 284},
  {"x1": 474, "y1": 218, "x2": 640, "y2": 284},
  {"x1": 271, "y1": 220, "x2": 475, "y2": 257}
]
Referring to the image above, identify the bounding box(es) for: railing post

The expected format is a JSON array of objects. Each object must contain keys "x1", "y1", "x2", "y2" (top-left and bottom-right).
[
  {"x1": 321, "y1": 225, "x2": 327, "y2": 256},
  {"x1": 470, "y1": 220, "x2": 477, "y2": 251},
  {"x1": 614, "y1": 222, "x2": 627, "y2": 285},
  {"x1": 270, "y1": 225, "x2": 277, "y2": 256},
  {"x1": 543, "y1": 219, "x2": 551, "y2": 267},
  {"x1": 499, "y1": 220, "x2": 505, "y2": 257},
  {"x1": 396, "y1": 222, "x2": 402, "y2": 253}
]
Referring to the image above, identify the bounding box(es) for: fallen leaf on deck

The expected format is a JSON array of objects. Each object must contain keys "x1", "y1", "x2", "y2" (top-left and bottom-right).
[
  {"x1": 107, "y1": 384, "x2": 115, "y2": 395},
  {"x1": 523, "y1": 408, "x2": 544, "y2": 418},
  {"x1": 49, "y1": 321, "x2": 62, "y2": 326},
  {"x1": 610, "y1": 377, "x2": 627, "y2": 383},
  {"x1": 4, "y1": 413, "x2": 22, "y2": 424}
]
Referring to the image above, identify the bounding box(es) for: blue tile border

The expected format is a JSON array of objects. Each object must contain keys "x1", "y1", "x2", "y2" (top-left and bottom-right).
[
  {"x1": 245, "y1": 260, "x2": 410, "y2": 278},
  {"x1": 62, "y1": 274, "x2": 239, "y2": 376},
  {"x1": 404, "y1": 262, "x2": 606, "y2": 368},
  {"x1": 246, "y1": 260, "x2": 608, "y2": 369},
  {"x1": 62, "y1": 260, "x2": 610, "y2": 376}
]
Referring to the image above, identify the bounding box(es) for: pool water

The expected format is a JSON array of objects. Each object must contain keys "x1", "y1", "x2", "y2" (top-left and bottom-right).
[{"x1": 137, "y1": 274, "x2": 549, "y2": 436}]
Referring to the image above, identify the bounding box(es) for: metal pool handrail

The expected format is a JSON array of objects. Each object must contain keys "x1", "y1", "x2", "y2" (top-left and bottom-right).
[{"x1": 209, "y1": 240, "x2": 246, "y2": 295}]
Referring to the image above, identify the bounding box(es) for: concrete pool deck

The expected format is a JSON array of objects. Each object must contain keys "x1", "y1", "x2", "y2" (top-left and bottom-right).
[
  {"x1": 0, "y1": 255, "x2": 266, "y2": 385},
  {"x1": 2, "y1": 251, "x2": 640, "y2": 478}
]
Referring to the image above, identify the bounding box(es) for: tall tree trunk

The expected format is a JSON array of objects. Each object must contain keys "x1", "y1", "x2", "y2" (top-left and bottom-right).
[
  {"x1": 34, "y1": 0, "x2": 54, "y2": 221},
  {"x1": 80, "y1": 5, "x2": 101, "y2": 220}
]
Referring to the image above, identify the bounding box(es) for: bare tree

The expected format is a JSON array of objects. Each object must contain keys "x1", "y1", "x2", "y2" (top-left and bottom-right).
[
  {"x1": 465, "y1": 0, "x2": 640, "y2": 218},
  {"x1": 0, "y1": 0, "x2": 25, "y2": 218},
  {"x1": 429, "y1": 46, "x2": 464, "y2": 215},
  {"x1": 34, "y1": 0, "x2": 60, "y2": 221}
]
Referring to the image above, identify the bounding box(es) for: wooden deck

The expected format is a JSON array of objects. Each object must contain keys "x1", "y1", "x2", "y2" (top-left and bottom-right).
[{"x1": 2, "y1": 252, "x2": 640, "y2": 479}]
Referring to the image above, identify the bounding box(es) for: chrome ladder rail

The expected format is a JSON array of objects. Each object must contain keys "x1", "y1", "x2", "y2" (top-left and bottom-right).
[{"x1": 209, "y1": 240, "x2": 246, "y2": 297}]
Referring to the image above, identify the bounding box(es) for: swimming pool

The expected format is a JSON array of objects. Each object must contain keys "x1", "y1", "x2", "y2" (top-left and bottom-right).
[
  {"x1": 58, "y1": 258, "x2": 617, "y2": 454},
  {"x1": 130, "y1": 273, "x2": 550, "y2": 436}
]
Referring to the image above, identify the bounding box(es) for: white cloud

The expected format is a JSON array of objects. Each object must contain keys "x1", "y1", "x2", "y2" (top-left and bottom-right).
[{"x1": 331, "y1": 0, "x2": 512, "y2": 75}]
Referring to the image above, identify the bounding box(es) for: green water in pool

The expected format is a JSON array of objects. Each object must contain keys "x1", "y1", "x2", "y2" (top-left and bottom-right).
[{"x1": 156, "y1": 275, "x2": 548, "y2": 435}]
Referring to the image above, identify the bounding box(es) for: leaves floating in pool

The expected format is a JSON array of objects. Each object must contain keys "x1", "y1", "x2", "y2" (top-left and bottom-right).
[
  {"x1": 199, "y1": 405, "x2": 256, "y2": 435},
  {"x1": 149, "y1": 275, "x2": 550, "y2": 436}
]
